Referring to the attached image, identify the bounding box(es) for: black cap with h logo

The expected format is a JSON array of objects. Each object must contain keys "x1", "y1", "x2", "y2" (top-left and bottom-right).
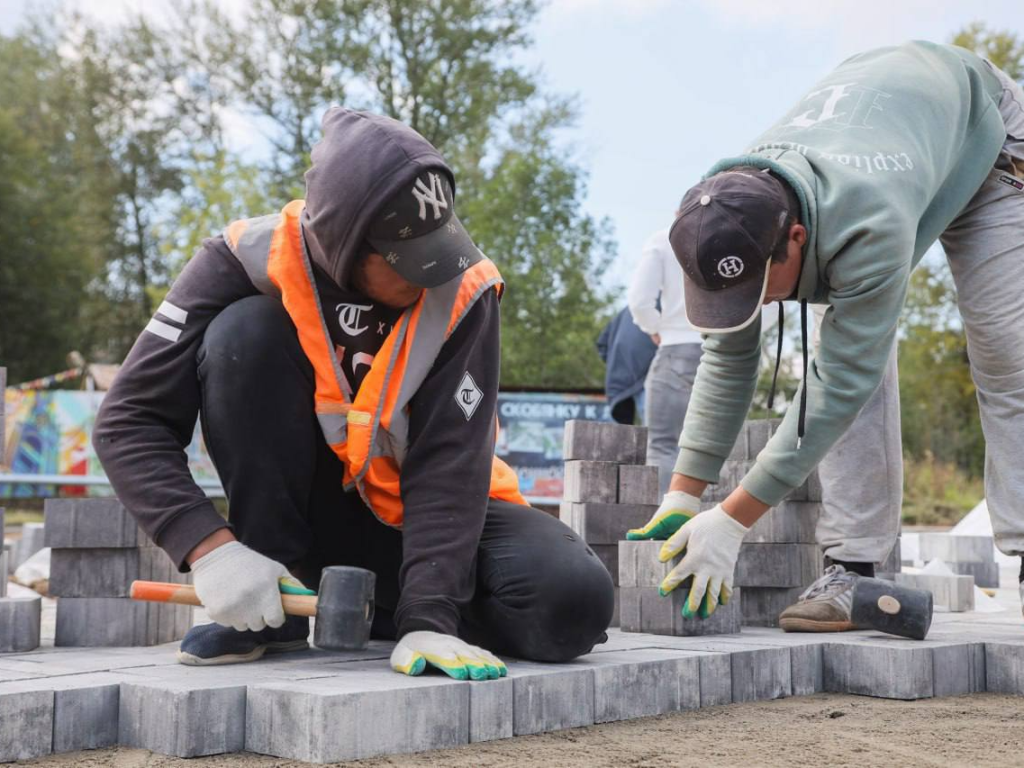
[{"x1": 669, "y1": 169, "x2": 791, "y2": 333}]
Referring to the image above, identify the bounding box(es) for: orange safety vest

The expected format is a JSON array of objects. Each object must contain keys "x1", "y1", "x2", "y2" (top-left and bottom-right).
[{"x1": 224, "y1": 200, "x2": 525, "y2": 526}]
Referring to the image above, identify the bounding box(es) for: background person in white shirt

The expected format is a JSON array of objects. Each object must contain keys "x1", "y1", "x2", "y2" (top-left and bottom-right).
[{"x1": 627, "y1": 218, "x2": 704, "y2": 495}]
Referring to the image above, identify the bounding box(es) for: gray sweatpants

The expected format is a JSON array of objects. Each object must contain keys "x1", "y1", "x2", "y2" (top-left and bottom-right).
[
  {"x1": 815, "y1": 64, "x2": 1024, "y2": 562},
  {"x1": 645, "y1": 343, "x2": 702, "y2": 496}
]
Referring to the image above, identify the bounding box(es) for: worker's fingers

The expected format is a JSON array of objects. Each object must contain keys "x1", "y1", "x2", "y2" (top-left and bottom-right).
[
  {"x1": 701, "y1": 577, "x2": 723, "y2": 618},
  {"x1": 659, "y1": 564, "x2": 692, "y2": 596},
  {"x1": 720, "y1": 580, "x2": 735, "y2": 607},
  {"x1": 626, "y1": 509, "x2": 691, "y2": 541},
  {"x1": 659, "y1": 521, "x2": 692, "y2": 562},
  {"x1": 390, "y1": 644, "x2": 427, "y2": 676},
  {"x1": 457, "y1": 652, "x2": 498, "y2": 681},
  {"x1": 469, "y1": 644, "x2": 507, "y2": 677},
  {"x1": 681, "y1": 573, "x2": 710, "y2": 619}
]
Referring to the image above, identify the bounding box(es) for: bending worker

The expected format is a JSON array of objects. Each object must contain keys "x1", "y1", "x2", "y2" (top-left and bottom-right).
[
  {"x1": 629, "y1": 41, "x2": 1024, "y2": 629},
  {"x1": 94, "y1": 108, "x2": 613, "y2": 677}
]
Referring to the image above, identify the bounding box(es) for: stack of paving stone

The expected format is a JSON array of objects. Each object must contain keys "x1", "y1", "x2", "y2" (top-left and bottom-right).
[
  {"x1": 702, "y1": 419, "x2": 823, "y2": 627},
  {"x1": 918, "y1": 533, "x2": 998, "y2": 589},
  {"x1": 559, "y1": 420, "x2": 658, "y2": 626},
  {"x1": 44, "y1": 498, "x2": 193, "y2": 646},
  {"x1": 1, "y1": 363, "x2": 43, "y2": 653},
  {"x1": 894, "y1": 570, "x2": 974, "y2": 612},
  {"x1": 618, "y1": 539, "x2": 743, "y2": 635},
  {"x1": 11, "y1": 522, "x2": 46, "y2": 571}
]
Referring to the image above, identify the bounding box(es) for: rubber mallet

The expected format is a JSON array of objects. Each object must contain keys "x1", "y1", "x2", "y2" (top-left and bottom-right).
[
  {"x1": 850, "y1": 577, "x2": 934, "y2": 640},
  {"x1": 130, "y1": 565, "x2": 376, "y2": 651}
]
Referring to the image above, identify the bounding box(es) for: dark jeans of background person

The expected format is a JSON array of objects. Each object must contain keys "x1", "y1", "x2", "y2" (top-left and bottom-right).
[
  {"x1": 645, "y1": 342, "x2": 702, "y2": 496},
  {"x1": 194, "y1": 296, "x2": 614, "y2": 663}
]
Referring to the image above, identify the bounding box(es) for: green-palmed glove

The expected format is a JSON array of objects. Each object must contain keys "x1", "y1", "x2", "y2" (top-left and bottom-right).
[
  {"x1": 626, "y1": 490, "x2": 702, "y2": 541},
  {"x1": 658, "y1": 504, "x2": 749, "y2": 619},
  {"x1": 390, "y1": 631, "x2": 507, "y2": 681}
]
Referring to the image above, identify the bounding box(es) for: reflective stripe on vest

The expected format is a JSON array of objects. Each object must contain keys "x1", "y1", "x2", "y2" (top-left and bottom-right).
[{"x1": 223, "y1": 200, "x2": 526, "y2": 525}]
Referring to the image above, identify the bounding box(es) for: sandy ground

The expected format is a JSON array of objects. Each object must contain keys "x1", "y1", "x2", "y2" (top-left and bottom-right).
[{"x1": 21, "y1": 692, "x2": 1024, "y2": 768}]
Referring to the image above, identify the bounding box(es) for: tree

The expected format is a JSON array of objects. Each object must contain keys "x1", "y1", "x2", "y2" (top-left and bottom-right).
[
  {"x1": 952, "y1": 22, "x2": 1024, "y2": 79},
  {"x1": 894, "y1": 22, "x2": 1023, "y2": 478},
  {"x1": 0, "y1": 30, "x2": 115, "y2": 382},
  {"x1": 171, "y1": 0, "x2": 616, "y2": 388}
]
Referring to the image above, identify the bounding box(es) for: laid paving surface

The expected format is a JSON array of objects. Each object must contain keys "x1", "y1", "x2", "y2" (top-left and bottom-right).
[{"x1": 2, "y1": 591, "x2": 1023, "y2": 764}]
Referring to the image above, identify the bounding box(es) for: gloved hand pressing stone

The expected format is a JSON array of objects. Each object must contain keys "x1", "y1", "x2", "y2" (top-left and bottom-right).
[
  {"x1": 626, "y1": 490, "x2": 702, "y2": 541},
  {"x1": 391, "y1": 631, "x2": 507, "y2": 681},
  {"x1": 191, "y1": 541, "x2": 301, "y2": 632},
  {"x1": 658, "y1": 504, "x2": 749, "y2": 619}
]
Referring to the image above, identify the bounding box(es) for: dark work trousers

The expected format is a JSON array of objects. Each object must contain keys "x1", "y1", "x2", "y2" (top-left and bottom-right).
[{"x1": 196, "y1": 296, "x2": 614, "y2": 662}]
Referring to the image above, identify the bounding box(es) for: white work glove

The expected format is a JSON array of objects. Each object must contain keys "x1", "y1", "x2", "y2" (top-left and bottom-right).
[
  {"x1": 658, "y1": 504, "x2": 749, "y2": 619},
  {"x1": 191, "y1": 541, "x2": 294, "y2": 632},
  {"x1": 626, "y1": 490, "x2": 702, "y2": 541},
  {"x1": 391, "y1": 631, "x2": 507, "y2": 681}
]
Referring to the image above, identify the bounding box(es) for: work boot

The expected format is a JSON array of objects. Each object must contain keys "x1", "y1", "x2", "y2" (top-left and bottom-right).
[
  {"x1": 779, "y1": 565, "x2": 859, "y2": 633},
  {"x1": 177, "y1": 616, "x2": 310, "y2": 666}
]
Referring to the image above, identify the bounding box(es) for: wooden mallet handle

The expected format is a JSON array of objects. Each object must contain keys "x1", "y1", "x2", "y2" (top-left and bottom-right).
[{"x1": 130, "y1": 580, "x2": 318, "y2": 617}]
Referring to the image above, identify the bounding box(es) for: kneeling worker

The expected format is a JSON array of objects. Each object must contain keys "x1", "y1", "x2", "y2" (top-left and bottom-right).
[{"x1": 94, "y1": 108, "x2": 614, "y2": 678}]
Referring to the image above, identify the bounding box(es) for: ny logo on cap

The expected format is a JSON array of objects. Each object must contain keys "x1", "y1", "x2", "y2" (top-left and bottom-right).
[
  {"x1": 717, "y1": 256, "x2": 745, "y2": 279},
  {"x1": 412, "y1": 172, "x2": 449, "y2": 221}
]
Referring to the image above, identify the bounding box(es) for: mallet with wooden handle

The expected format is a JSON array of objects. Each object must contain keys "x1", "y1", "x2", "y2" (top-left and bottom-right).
[{"x1": 130, "y1": 565, "x2": 376, "y2": 651}]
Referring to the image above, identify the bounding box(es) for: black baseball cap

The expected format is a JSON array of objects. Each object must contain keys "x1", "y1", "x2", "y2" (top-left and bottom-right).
[
  {"x1": 366, "y1": 169, "x2": 483, "y2": 288},
  {"x1": 669, "y1": 169, "x2": 791, "y2": 333}
]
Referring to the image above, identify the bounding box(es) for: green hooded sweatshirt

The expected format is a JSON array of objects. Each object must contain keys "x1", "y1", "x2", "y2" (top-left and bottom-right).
[{"x1": 675, "y1": 41, "x2": 1007, "y2": 506}]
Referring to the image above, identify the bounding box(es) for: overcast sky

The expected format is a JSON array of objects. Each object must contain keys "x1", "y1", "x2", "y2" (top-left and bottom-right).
[{"x1": 3, "y1": 0, "x2": 1021, "y2": 291}]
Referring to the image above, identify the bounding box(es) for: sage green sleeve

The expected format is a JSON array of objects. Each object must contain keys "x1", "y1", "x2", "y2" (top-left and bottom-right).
[
  {"x1": 673, "y1": 316, "x2": 762, "y2": 483},
  {"x1": 742, "y1": 257, "x2": 912, "y2": 505}
]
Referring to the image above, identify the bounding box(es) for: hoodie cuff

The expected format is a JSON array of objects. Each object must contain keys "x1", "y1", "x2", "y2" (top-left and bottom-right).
[
  {"x1": 155, "y1": 501, "x2": 231, "y2": 571},
  {"x1": 673, "y1": 448, "x2": 725, "y2": 484},
  {"x1": 395, "y1": 600, "x2": 460, "y2": 639},
  {"x1": 740, "y1": 461, "x2": 794, "y2": 507}
]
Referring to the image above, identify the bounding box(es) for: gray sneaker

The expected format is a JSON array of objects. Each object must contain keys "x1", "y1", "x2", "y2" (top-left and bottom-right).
[{"x1": 780, "y1": 565, "x2": 859, "y2": 633}]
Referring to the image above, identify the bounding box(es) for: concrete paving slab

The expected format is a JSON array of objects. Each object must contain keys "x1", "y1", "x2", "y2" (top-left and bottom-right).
[
  {"x1": 0, "y1": 687, "x2": 52, "y2": 761},
  {"x1": 739, "y1": 586, "x2": 804, "y2": 627},
  {"x1": 562, "y1": 502, "x2": 658, "y2": 545},
  {"x1": 949, "y1": 560, "x2": 1001, "y2": 589},
  {"x1": 745, "y1": 501, "x2": 820, "y2": 544},
  {"x1": 919, "y1": 533, "x2": 995, "y2": 564},
  {"x1": 120, "y1": 678, "x2": 247, "y2": 757},
  {"x1": 563, "y1": 460, "x2": 619, "y2": 504},
  {"x1": 55, "y1": 596, "x2": 190, "y2": 646},
  {"x1": 823, "y1": 643, "x2": 934, "y2": 699},
  {"x1": 735, "y1": 543, "x2": 822, "y2": 588},
  {"x1": 617, "y1": 464, "x2": 659, "y2": 505},
  {"x1": 509, "y1": 660, "x2": 595, "y2": 736},
  {"x1": 0, "y1": 672, "x2": 125, "y2": 753},
  {"x1": 246, "y1": 668, "x2": 469, "y2": 763},
  {"x1": 468, "y1": 677, "x2": 513, "y2": 742},
  {"x1": 562, "y1": 420, "x2": 646, "y2": 465},
  {"x1": 697, "y1": 652, "x2": 733, "y2": 707},
  {"x1": 43, "y1": 498, "x2": 146, "y2": 549},
  {"x1": 791, "y1": 643, "x2": 824, "y2": 695},
  {"x1": 730, "y1": 646, "x2": 791, "y2": 702},
  {"x1": 896, "y1": 572, "x2": 974, "y2": 612},
  {"x1": 0, "y1": 596, "x2": 41, "y2": 652},
  {"x1": 932, "y1": 643, "x2": 986, "y2": 697},
  {"x1": 49, "y1": 546, "x2": 187, "y2": 598},
  {"x1": 589, "y1": 649, "x2": 701, "y2": 722},
  {"x1": 985, "y1": 642, "x2": 1024, "y2": 694}
]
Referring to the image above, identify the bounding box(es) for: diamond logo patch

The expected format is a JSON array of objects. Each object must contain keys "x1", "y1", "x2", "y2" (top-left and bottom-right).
[{"x1": 455, "y1": 371, "x2": 483, "y2": 420}]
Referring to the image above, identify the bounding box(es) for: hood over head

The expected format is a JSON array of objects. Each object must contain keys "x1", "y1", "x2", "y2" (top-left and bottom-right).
[{"x1": 302, "y1": 108, "x2": 453, "y2": 288}]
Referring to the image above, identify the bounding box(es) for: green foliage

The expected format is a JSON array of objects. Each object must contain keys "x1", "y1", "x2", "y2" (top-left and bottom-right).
[
  {"x1": 0, "y1": 31, "x2": 115, "y2": 381},
  {"x1": 901, "y1": 453, "x2": 985, "y2": 527},
  {"x1": 898, "y1": 263, "x2": 985, "y2": 475},
  {"x1": 458, "y1": 101, "x2": 617, "y2": 388},
  {"x1": 952, "y1": 22, "x2": 1024, "y2": 79}
]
